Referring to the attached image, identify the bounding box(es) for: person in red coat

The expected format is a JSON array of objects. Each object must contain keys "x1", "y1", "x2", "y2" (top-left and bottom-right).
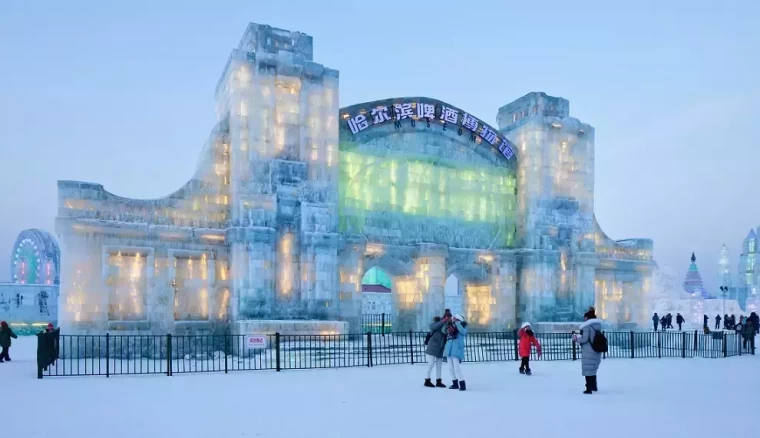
[{"x1": 518, "y1": 322, "x2": 542, "y2": 375}]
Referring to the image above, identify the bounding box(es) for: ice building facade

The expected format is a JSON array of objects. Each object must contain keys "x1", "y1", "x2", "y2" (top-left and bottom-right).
[{"x1": 55, "y1": 23, "x2": 654, "y2": 335}]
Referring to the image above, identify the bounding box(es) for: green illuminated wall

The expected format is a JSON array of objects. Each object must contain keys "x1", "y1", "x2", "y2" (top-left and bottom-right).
[{"x1": 338, "y1": 140, "x2": 517, "y2": 248}]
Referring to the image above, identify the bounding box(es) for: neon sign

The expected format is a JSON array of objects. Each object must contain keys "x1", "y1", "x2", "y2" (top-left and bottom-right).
[{"x1": 342, "y1": 98, "x2": 515, "y2": 160}]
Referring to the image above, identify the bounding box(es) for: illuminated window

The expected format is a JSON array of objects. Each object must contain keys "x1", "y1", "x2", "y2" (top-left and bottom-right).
[
  {"x1": 173, "y1": 255, "x2": 209, "y2": 321},
  {"x1": 107, "y1": 252, "x2": 147, "y2": 321},
  {"x1": 750, "y1": 240, "x2": 756, "y2": 253}
]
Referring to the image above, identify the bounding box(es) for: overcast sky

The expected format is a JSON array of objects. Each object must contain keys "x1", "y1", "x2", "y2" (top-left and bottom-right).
[{"x1": 1, "y1": 0, "x2": 758, "y2": 293}]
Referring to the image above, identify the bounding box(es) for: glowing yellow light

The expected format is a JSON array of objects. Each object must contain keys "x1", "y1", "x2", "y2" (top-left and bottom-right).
[
  {"x1": 278, "y1": 233, "x2": 294, "y2": 296},
  {"x1": 365, "y1": 244, "x2": 384, "y2": 257},
  {"x1": 201, "y1": 234, "x2": 225, "y2": 241},
  {"x1": 478, "y1": 254, "x2": 494, "y2": 263}
]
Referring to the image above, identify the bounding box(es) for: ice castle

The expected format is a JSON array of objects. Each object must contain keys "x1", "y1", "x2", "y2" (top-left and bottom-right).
[{"x1": 55, "y1": 23, "x2": 655, "y2": 335}]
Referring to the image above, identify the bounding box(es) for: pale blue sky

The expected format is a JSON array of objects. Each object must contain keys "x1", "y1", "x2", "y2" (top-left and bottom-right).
[{"x1": 1, "y1": 0, "x2": 758, "y2": 292}]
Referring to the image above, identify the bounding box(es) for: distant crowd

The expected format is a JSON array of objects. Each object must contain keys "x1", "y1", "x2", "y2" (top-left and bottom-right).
[{"x1": 651, "y1": 311, "x2": 757, "y2": 351}]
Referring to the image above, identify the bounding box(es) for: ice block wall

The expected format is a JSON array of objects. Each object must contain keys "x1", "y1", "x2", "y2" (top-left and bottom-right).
[
  {"x1": 498, "y1": 92, "x2": 654, "y2": 325},
  {"x1": 56, "y1": 120, "x2": 231, "y2": 334},
  {"x1": 215, "y1": 23, "x2": 341, "y2": 322}
]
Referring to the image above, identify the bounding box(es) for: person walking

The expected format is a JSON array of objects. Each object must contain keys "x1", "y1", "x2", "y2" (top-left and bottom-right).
[
  {"x1": 715, "y1": 314, "x2": 722, "y2": 331},
  {"x1": 749, "y1": 312, "x2": 759, "y2": 335},
  {"x1": 424, "y1": 316, "x2": 448, "y2": 388},
  {"x1": 676, "y1": 313, "x2": 685, "y2": 331},
  {"x1": 0, "y1": 321, "x2": 18, "y2": 363},
  {"x1": 703, "y1": 314, "x2": 709, "y2": 329},
  {"x1": 652, "y1": 313, "x2": 659, "y2": 332},
  {"x1": 517, "y1": 322, "x2": 542, "y2": 375},
  {"x1": 666, "y1": 313, "x2": 674, "y2": 329},
  {"x1": 741, "y1": 318, "x2": 756, "y2": 354},
  {"x1": 443, "y1": 314, "x2": 468, "y2": 391},
  {"x1": 574, "y1": 310, "x2": 602, "y2": 394}
]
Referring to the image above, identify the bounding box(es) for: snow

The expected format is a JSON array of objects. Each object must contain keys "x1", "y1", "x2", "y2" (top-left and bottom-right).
[{"x1": 5, "y1": 336, "x2": 759, "y2": 438}]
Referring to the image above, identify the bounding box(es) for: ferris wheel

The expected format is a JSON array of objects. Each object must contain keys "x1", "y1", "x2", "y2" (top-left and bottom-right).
[{"x1": 10, "y1": 229, "x2": 60, "y2": 286}]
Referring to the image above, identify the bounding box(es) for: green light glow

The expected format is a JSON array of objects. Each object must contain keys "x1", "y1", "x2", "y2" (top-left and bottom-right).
[
  {"x1": 362, "y1": 267, "x2": 393, "y2": 289},
  {"x1": 338, "y1": 148, "x2": 516, "y2": 246}
]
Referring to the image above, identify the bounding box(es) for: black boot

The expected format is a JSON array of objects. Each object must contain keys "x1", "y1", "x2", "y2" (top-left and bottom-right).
[
  {"x1": 591, "y1": 376, "x2": 598, "y2": 392},
  {"x1": 519, "y1": 367, "x2": 525, "y2": 374},
  {"x1": 449, "y1": 379, "x2": 459, "y2": 390},
  {"x1": 459, "y1": 380, "x2": 467, "y2": 391},
  {"x1": 435, "y1": 379, "x2": 446, "y2": 388},
  {"x1": 424, "y1": 378, "x2": 435, "y2": 388},
  {"x1": 583, "y1": 376, "x2": 593, "y2": 394}
]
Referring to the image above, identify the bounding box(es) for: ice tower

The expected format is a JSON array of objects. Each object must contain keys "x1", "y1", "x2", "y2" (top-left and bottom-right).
[
  {"x1": 683, "y1": 253, "x2": 707, "y2": 298},
  {"x1": 717, "y1": 243, "x2": 731, "y2": 296},
  {"x1": 498, "y1": 93, "x2": 654, "y2": 325}
]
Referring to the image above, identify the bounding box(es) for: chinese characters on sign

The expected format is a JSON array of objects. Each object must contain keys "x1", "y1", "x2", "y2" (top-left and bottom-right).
[
  {"x1": 245, "y1": 335, "x2": 267, "y2": 349},
  {"x1": 344, "y1": 99, "x2": 515, "y2": 160}
]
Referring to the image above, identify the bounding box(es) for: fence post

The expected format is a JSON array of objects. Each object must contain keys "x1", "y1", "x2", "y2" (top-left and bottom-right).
[
  {"x1": 657, "y1": 332, "x2": 661, "y2": 358},
  {"x1": 739, "y1": 333, "x2": 742, "y2": 356},
  {"x1": 630, "y1": 331, "x2": 635, "y2": 359},
  {"x1": 166, "y1": 334, "x2": 172, "y2": 377},
  {"x1": 681, "y1": 331, "x2": 686, "y2": 358},
  {"x1": 693, "y1": 330, "x2": 697, "y2": 354},
  {"x1": 224, "y1": 335, "x2": 229, "y2": 374},
  {"x1": 36, "y1": 333, "x2": 43, "y2": 379},
  {"x1": 367, "y1": 332, "x2": 372, "y2": 367},
  {"x1": 572, "y1": 334, "x2": 577, "y2": 361},
  {"x1": 513, "y1": 329, "x2": 519, "y2": 361},
  {"x1": 106, "y1": 333, "x2": 110, "y2": 378},
  {"x1": 381, "y1": 313, "x2": 386, "y2": 336},
  {"x1": 409, "y1": 330, "x2": 414, "y2": 365},
  {"x1": 723, "y1": 332, "x2": 727, "y2": 358},
  {"x1": 275, "y1": 332, "x2": 281, "y2": 372}
]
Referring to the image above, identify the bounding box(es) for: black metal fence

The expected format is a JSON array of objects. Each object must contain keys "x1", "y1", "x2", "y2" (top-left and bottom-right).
[
  {"x1": 38, "y1": 330, "x2": 755, "y2": 379},
  {"x1": 360, "y1": 313, "x2": 392, "y2": 334}
]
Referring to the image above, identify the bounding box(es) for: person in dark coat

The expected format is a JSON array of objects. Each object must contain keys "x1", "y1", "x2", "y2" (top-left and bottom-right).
[
  {"x1": 676, "y1": 313, "x2": 685, "y2": 331},
  {"x1": 666, "y1": 313, "x2": 673, "y2": 329},
  {"x1": 424, "y1": 316, "x2": 448, "y2": 387},
  {"x1": 750, "y1": 312, "x2": 759, "y2": 334},
  {"x1": 660, "y1": 316, "x2": 667, "y2": 330},
  {"x1": 723, "y1": 314, "x2": 729, "y2": 329},
  {"x1": 703, "y1": 314, "x2": 709, "y2": 328},
  {"x1": 652, "y1": 313, "x2": 659, "y2": 332},
  {"x1": 0, "y1": 321, "x2": 18, "y2": 362},
  {"x1": 730, "y1": 314, "x2": 736, "y2": 330},
  {"x1": 574, "y1": 310, "x2": 602, "y2": 394},
  {"x1": 741, "y1": 319, "x2": 755, "y2": 353},
  {"x1": 715, "y1": 314, "x2": 722, "y2": 330}
]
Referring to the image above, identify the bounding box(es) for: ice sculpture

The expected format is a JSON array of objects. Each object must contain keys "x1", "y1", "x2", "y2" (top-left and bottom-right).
[{"x1": 55, "y1": 24, "x2": 655, "y2": 335}]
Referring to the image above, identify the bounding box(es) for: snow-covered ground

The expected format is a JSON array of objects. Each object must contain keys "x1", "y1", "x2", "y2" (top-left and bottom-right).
[{"x1": 5, "y1": 336, "x2": 759, "y2": 438}]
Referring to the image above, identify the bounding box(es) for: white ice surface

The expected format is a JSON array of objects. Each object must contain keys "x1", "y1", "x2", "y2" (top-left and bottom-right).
[{"x1": 5, "y1": 336, "x2": 759, "y2": 438}]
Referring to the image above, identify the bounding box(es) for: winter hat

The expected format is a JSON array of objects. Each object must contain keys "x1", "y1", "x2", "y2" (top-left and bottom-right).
[
  {"x1": 47, "y1": 323, "x2": 54, "y2": 329},
  {"x1": 0, "y1": 321, "x2": 7, "y2": 328},
  {"x1": 520, "y1": 322, "x2": 531, "y2": 329},
  {"x1": 453, "y1": 314, "x2": 465, "y2": 322}
]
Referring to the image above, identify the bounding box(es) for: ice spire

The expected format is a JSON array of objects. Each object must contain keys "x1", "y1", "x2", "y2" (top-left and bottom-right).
[{"x1": 683, "y1": 252, "x2": 708, "y2": 298}]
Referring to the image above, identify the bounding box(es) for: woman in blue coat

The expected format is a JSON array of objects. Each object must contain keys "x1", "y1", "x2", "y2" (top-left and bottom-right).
[{"x1": 442, "y1": 314, "x2": 468, "y2": 391}]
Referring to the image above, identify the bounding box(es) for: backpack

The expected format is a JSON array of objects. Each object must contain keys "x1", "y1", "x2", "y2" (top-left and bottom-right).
[
  {"x1": 591, "y1": 329, "x2": 608, "y2": 353},
  {"x1": 424, "y1": 331, "x2": 433, "y2": 346}
]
